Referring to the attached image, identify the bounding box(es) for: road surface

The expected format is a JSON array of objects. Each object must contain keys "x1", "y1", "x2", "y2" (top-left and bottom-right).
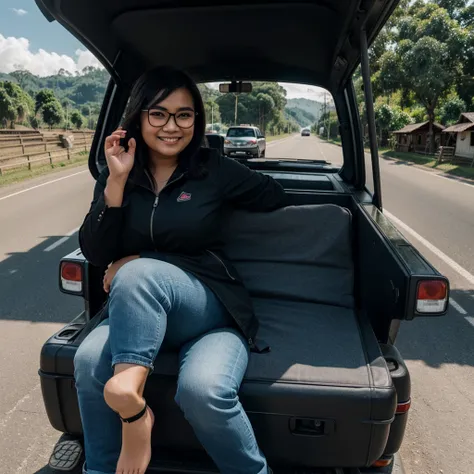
[{"x1": 0, "y1": 135, "x2": 473, "y2": 473}]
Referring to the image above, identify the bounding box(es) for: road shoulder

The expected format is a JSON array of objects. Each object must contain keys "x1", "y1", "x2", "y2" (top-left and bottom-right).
[{"x1": 0, "y1": 165, "x2": 89, "y2": 200}]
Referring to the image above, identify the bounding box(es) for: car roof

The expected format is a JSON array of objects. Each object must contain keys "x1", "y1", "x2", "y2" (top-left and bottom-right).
[
  {"x1": 228, "y1": 126, "x2": 258, "y2": 129},
  {"x1": 35, "y1": 0, "x2": 400, "y2": 93}
]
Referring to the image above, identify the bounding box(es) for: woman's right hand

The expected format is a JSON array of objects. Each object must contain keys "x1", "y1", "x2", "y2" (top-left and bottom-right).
[{"x1": 104, "y1": 128, "x2": 136, "y2": 180}]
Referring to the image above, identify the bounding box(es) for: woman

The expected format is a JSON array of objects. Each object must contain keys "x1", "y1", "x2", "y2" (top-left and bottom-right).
[{"x1": 75, "y1": 66, "x2": 287, "y2": 474}]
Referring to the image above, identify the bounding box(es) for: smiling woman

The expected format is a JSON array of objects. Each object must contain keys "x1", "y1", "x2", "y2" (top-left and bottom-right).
[
  {"x1": 75, "y1": 65, "x2": 288, "y2": 474},
  {"x1": 118, "y1": 67, "x2": 207, "y2": 189}
]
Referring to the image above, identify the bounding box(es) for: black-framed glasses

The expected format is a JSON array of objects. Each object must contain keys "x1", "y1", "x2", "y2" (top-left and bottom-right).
[{"x1": 141, "y1": 108, "x2": 197, "y2": 129}]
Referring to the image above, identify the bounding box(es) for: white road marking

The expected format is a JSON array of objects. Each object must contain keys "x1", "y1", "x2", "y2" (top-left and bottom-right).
[
  {"x1": 464, "y1": 316, "x2": 474, "y2": 328},
  {"x1": 0, "y1": 169, "x2": 88, "y2": 202},
  {"x1": 0, "y1": 384, "x2": 39, "y2": 430},
  {"x1": 450, "y1": 298, "x2": 467, "y2": 315},
  {"x1": 384, "y1": 210, "x2": 474, "y2": 286},
  {"x1": 44, "y1": 227, "x2": 80, "y2": 252},
  {"x1": 9, "y1": 269, "x2": 18, "y2": 275},
  {"x1": 316, "y1": 140, "x2": 328, "y2": 161}
]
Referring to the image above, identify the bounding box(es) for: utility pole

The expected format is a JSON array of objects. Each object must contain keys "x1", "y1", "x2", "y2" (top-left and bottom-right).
[
  {"x1": 325, "y1": 92, "x2": 330, "y2": 141},
  {"x1": 211, "y1": 103, "x2": 214, "y2": 130},
  {"x1": 234, "y1": 94, "x2": 238, "y2": 125}
]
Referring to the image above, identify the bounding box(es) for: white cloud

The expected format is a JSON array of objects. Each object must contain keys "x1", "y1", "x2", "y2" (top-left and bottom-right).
[
  {"x1": 10, "y1": 8, "x2": 28, "y2": 16},
  {"x1": 279, "y1": 82, "x2": 330, "y2": 102},
  {"x1": 0, "y1": 34, "x2": 104, "y2": 76}
]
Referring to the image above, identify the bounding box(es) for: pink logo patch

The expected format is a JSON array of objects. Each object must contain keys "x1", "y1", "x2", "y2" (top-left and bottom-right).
[{"x1": 177, "y1": 191, "x2": 192, "y2": 202}]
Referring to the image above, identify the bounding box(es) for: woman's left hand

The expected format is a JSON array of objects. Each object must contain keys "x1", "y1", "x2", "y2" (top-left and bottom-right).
[{"x1": 103, "y1": 255, "x2": 139, "y2": 293}]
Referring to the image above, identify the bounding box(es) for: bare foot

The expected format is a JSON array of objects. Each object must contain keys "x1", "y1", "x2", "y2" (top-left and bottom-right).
[{"x1": 116, "y1": 405, "x2": 155, "y2": 474}]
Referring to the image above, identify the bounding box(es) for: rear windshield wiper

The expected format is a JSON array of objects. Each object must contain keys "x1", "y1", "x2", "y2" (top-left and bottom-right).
[{"x1": 235, "y1": 158, "x2": 332, "y2": 165}]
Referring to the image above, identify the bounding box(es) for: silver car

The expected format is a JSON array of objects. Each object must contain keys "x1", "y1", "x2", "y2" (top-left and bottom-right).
[{"x1": 224, "y1": 126, "x2": 266, "y2": 158}]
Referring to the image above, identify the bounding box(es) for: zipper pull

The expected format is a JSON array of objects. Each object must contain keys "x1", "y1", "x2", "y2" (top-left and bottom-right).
[{"x1": 153, "y1": 196, "x2": 159, "y2": 208}]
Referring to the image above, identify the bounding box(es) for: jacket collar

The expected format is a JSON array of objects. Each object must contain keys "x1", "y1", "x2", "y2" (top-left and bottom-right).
[{"x1": 128, "y1": 161, "x2": 188, "y2": 194}]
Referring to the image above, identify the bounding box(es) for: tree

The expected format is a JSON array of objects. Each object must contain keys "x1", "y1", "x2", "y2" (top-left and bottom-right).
[
  {"x1": 256, "y1": 93, "x2": 275, "y2": 132},
  {"x1": 204, "y1": 100, "x2": 221, "y2": 126},
  {"x1": 215, "y1": 82, "x2": 288, "y2": 132},
  {"x1": 70, "y1": 110, "x2": 84, "y2": 129},
  {"x1": 0, "y1": 81, "x2": 35, "y2": 125},
  {"x1": 35, "y1": 89, "x2": 57, "y2": 113},
  {"x1": 377, "y1": 3, "x2": 467, "y2": 152},
  {"x1": 29, "y1": 116, "x2": 40, "y2": 129},
  {"x1": 9, "y1": 69, "x2": 36, "y2": 90},
  {"x1": 0, "y1": 87, "x2": 16, "y2": 128},
  {"x1": 439, "y1": 94, "x2": 466, "y2": 124},
  {"x1": 42, "y1": 100, "x2": 63, "y2": 129}
]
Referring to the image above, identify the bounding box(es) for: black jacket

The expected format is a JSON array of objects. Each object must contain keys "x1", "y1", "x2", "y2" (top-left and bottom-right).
[{"x1": 79, "y1": 148, "x2": 287, "y2": 349}]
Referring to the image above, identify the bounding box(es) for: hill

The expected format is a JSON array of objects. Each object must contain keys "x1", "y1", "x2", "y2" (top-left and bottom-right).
[
  {"x1": 2, "y1": 67, "x2": 110, "y2": 106},
  {"x1": 284, "y1": 106, "x2": 316, "y2": 127},
  {"x1": 286, "y1": 98, "x2": 325, "y2": 123}
]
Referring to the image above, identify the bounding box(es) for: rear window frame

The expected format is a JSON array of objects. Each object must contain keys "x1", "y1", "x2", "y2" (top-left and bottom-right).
[{"x1": 226, "y1": 127, "x2": 257, "y2": 138}]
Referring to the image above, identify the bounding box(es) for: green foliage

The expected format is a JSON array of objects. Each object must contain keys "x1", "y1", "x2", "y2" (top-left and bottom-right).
[
  {"x1": 0, "y1": 81, "x2": 35, "y2": 127},
  {"x1": 204, "y1": 100, "x2": 221, "y2": 125},
  {"x1": 285, "y1": 106, "x2": 316, "y2": 127},
  {"x1": 439, "y1": 94, "x2": 466, "y2": 124},
  {"x1": 35, "y1": 89, "x2": 56, "y2": 113},
  {"x1": 41, "y1": 100, "x2": 63, "y2": 129},
  {"x1": 0, "y1": 86, "x2": 16, "y2": 128},
  {"x1": 29, "y1": 116, "x2": 40, "y2": 129},
  {"x1": 215, "y1": 82, "x2": 291, "y2": 133},
  {"x1": 70, "y1": 110, "x2": 85, "y2": 129},
  {"x1": 366, "y1": 1, "x2": 471, "y2": 151}
]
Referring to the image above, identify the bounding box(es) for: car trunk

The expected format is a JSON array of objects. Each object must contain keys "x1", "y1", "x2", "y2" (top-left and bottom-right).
[{"x1": 40, "y1": 192, "x2": 402, "y2": 468}]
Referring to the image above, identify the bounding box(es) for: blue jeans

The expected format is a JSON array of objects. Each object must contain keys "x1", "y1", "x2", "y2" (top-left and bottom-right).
[{"x1": 73, "y1": 258, "x2": 268, "y2": 474}]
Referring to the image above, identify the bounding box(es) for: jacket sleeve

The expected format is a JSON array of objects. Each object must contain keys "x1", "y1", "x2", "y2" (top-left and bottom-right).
[
  {"x1": 217, "y1": 154, "x2": 288, "y2": 211},
  {"x1": 78, "y1": 168, "x2": 124, "y2": 267}
]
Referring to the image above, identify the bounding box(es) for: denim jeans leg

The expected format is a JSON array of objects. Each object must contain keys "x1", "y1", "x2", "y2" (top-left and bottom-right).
[
  {"x1": 74, "y1": 319, "x2": 120, "y2": 474},
  {"x1": 175, "y1": 328, "x2": 268, "y2": 474}
]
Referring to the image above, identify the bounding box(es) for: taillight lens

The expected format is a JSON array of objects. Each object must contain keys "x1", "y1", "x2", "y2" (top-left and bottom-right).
[
  {"x1": 372, "y1": 457, "x2": 393, "y2": 468},
  {"x1": 61, "y1": 262, "x2": 83, "y2": 293},
  {"x1": 416, "y1": 280, "x2": 448, "y2": 313},
  {"x1": 396, "y1": 399, "x2": 411, "y2": 414}
]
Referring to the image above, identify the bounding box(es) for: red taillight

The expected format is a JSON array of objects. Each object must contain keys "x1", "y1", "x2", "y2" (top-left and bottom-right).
[
  {"x1": 396, "y1": 399, "x2": 411, "y2": 414},
  {"x1": 61, "y1": 262, "x2": 83, "y2": 293},
  {"x1": 372, "y1": 458, "x2": 393, "y2": 468},
  {"x1": 61, "y1": 262, "x2": 82, "y2": 281},
  {"x1": 416, "y1": 280, "x2": 448, "y2": 313}
]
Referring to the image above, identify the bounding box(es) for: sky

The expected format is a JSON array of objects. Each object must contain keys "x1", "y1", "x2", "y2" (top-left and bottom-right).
[{"x1": 0, "y1": 0, "x2": 327, "y2": 100}]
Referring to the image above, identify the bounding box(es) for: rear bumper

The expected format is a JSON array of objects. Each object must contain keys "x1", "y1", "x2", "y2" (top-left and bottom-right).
[{"x1": 224, "y1": 146, "x2": 259, "y2": 156}]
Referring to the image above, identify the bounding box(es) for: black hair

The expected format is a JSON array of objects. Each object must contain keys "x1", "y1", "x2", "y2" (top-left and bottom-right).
[{"x1": 121, "y1": 66, "x2": 208, "y2": 181}]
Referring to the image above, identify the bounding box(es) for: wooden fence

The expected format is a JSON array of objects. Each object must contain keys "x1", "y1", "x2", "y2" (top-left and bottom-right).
[
  {"x1": 0, "y1": 131, "x2": 94, "y2": 175},
  {"x1": 0, "y1": 146, "x2": 90, "y2": 176}
]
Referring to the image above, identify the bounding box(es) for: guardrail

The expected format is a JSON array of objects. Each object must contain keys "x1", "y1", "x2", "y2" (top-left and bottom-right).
[{"x1": 0, "y1": 145, "x2": 90, "y2": 176}]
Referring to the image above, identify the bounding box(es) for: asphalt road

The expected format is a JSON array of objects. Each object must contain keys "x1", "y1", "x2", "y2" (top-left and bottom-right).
[{"x1": 0, "y1": 135, "x2": 473, "y2": 473}]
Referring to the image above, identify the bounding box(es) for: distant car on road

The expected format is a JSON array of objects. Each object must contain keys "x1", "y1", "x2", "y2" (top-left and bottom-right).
[
  {"x1": 301, "y1": 128, "x2": 311, "y2": 136},
  {"x1": 224, "y1": 125, "x2": 266, "y2": 158}
]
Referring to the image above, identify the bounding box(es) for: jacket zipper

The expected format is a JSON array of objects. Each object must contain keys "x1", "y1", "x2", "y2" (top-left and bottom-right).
[
  {"x1": 207, "y1": 250, "x2": 236, "y2": 281},
  {"x1": 149, "y1": 173, "x2": 184, "y2": 250}
]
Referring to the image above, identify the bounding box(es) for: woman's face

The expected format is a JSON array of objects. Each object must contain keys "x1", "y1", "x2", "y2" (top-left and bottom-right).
[{"x1": 140, "y1": 87, "x2": 195, "y2": 159}]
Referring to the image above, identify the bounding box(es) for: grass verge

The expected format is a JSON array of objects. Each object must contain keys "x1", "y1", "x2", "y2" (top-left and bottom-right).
[
  {"x1": 381, "y1": 150, "x2": 474, "y2": 181},
  {"x1": 0, "y1": 151, "x2": 89, "y2": 187},
  {"x1": 322, "y1": 137, "x2": 474, "y2": 182}
]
